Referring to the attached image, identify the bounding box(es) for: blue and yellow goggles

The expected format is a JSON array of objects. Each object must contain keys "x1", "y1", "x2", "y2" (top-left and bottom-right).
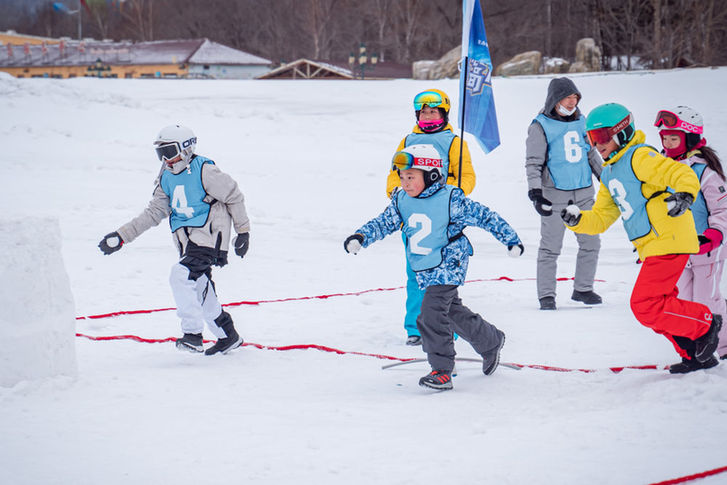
[{"x1": 413, "y1": 90, "x2": 444, "y2": 111}]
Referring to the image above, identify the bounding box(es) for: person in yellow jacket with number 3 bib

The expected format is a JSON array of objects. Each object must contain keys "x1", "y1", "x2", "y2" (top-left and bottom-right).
[
  {"x1": 561, "y1": 103, "x2": 722, "y2": 373},
  {"x1": 385, "y1": 89, "x2": 476, "y2": 346}
]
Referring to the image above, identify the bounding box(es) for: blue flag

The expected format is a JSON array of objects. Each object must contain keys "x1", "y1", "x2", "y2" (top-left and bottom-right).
[{"x1": 458, "y1": 0, "x2": 500, "y2": 154}]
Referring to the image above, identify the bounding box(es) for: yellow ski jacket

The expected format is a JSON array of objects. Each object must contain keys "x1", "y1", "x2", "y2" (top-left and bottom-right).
[{"x1": 567, "y1": 130, "x2": 700, "y2": 260}]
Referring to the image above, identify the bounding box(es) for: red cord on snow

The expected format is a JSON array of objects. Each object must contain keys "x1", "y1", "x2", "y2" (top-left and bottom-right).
[
  {"x1": 75, "y1": 276, "x2": 598, "y2": 321},
  {"x1": 648, "y1": 465, "x2": 727, "y2": 485}
]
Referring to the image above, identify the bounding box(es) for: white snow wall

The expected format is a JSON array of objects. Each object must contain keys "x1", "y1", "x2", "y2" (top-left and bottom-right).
[{"x1": 0, "y1": 217, "x2": 77, "y2": 387}]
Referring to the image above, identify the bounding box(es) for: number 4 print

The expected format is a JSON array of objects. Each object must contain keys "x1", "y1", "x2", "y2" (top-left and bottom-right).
[{"x1": 171, "y1": 185, "x2": 195, "y2": 218}]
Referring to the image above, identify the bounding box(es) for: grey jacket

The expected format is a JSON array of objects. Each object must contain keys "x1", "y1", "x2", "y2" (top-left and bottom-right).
[
  {"x1": 117, "y1": 156, "x2": 250, "y2": 259},
  {"x1": 525, "y1": 77, "x2": 602, "y2": 192}
]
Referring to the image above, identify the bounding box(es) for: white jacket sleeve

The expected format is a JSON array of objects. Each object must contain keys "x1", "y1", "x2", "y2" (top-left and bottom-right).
[
  {"x1": 116, "y1": 184, "x2": 170, "y2": 244},
  {"x1": 202, "y1": 164, "x2": 250, "y2": 234}
]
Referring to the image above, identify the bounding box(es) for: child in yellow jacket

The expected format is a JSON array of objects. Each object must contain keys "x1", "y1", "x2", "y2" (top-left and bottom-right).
[
  {"x1": 385, "y1": 89, "x2": 476, "y2": 345},
  {"x1": 560, "y1": 103, "x2": 721, "y2": 373}
]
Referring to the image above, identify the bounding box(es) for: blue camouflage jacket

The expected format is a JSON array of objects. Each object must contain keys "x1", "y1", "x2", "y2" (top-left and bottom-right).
[{"x1": 356, "y1": 183, "x2": 521, "y2": 289}]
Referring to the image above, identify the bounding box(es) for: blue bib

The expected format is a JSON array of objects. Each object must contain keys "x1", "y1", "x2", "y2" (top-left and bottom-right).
[
  {"x1": 396, "y1": 185, "x2": 454, "y2": 272},
  {"x1": 534, "y1": 114, "x2": 592, "y2": 190},
  {"x1": 405, "y1": 130, "x2": 456, "y2": 181},
  {"x1": 599, "y1": 144, "x2": 655, "y2": 241},
  {"x1": 160, "y1": 156, "x2": 213, "y2": 232},
  {"x1": 690, "y1": 163, "x2": 709, "y2": 234}
]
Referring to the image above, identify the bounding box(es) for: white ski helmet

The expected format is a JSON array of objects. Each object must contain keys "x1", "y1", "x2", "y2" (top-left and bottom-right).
[
  {"x1": 154, "y1": 124, "x2": 197, "y2": 172},
  {"x1": 392, "y1": 144, "x2": 443, "y2": 188}
]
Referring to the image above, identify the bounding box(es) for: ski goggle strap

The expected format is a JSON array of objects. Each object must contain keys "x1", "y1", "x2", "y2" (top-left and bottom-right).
[
  {"x1": 586, "y1": 114, "x2": 632, "y2": 145},
  {"x1": 392, "y1": 151, "x2": 443, "y2": 171},
  {"x1": 155, "y1": 142, "x2": 181, "y2": 161},
  {"x1": 413, "y1": 90, "x2": 444, "y2": 111},
  {"x1": 653, "y1": 110, "x2": 703, "y2": 134}
]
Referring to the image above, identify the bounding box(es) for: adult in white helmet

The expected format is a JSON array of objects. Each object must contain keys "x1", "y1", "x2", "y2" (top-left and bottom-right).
[{"x1": 98, "y1": 124, "x2": 251, "y2": 356}]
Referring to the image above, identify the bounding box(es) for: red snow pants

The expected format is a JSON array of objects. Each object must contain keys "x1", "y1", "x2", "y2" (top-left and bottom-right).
[{"x1": 630, "y1": 254, "x2": 713, "y2": 359}]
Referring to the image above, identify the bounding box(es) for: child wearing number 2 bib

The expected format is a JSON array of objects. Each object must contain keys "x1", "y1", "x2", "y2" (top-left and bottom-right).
[{"x1": 344, "y1": 144, "x2": 523, "y2": 391}]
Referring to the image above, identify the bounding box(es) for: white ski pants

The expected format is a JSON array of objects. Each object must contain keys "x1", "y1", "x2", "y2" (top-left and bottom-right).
[{"x1": 169, "y1": 263, "x2": 226, "y2": 338}]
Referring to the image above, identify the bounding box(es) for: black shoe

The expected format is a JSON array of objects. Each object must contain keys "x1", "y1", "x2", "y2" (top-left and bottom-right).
[
  {"x1": 694, "y1": 315, "x2": 722, "y2": 363},
  {"x1": 668, "y1": 355, "x2": 719, "y2": 374},
  {"x1": 204, "y1": 328, "x2": 244, "y2": 356},
  {"x1": 571, "y1": 290, "x2": 603, "y2": 305},
  {"x1": 539, "y1": 296, "x2": 556, "y2": 310},
  {"x1": 418, "y1": 370, "x2": 453, "y2": 390},
  {"x1": 406, "y1": 335, "x2": 422, "y2": 346},
  {"x1": 175, "y1": 333, "x2": 203, "y2": 353},
  {"x1": 482, "y1": 330, "x2": 505, "y2": 376}
]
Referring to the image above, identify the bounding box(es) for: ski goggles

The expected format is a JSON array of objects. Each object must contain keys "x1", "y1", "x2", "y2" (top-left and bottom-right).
[
  {"x1": 413, "y1": 91, "x2": 445, "y2": 111},
  {"x1": 586, "y1": 114, "x2": 632, "y2": 145},
  {"x1": 392, "y1": 150, "x2": 443, "y2": 171},
  {"x1": 653, "y1": 110, "x2": 703, "y2": 134},
  {"x1": 155, "y1": 142, "x2": 181, "y2": 161}
]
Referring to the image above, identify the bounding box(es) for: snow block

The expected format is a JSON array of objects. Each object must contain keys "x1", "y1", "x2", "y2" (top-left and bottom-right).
[{"x1": 0, "y1": 217, "x2": 77, "y2": 387}]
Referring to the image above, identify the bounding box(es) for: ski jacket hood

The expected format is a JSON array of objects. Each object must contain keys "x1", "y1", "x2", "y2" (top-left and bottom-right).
[{"x1": 542, "y1": 77, "x2": 582, "y2": 120}]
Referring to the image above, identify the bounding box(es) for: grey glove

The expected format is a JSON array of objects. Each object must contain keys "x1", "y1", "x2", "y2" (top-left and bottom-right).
[{"x1": 664, "y1": 192, "x2": 694, "y2": 217}]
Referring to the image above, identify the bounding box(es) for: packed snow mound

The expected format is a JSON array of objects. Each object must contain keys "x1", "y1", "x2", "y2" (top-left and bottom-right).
[{"x1": 0, "y1": 217, "x2": 77, "y2": 387}]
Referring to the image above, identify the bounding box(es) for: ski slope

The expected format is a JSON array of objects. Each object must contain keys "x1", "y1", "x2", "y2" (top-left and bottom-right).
[{"x1": 1, "y1": 68, "x2": 727, "y2": 484}]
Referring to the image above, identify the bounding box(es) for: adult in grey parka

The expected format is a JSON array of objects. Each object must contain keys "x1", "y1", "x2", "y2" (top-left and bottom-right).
[
  {"x1": 525, "y1": 77, "x2": 603, "y2": 310},
  {"x1": 98, "y1": 125, "x2": 250, "y2": 355}
]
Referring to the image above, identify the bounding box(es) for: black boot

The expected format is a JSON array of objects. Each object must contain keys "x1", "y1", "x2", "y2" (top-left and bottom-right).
[
  {"x1": 481, "y1": 330, "x2": 505, "y2": 376},
  {"x1": 571, "y1": 290, "x2": 602, "y2": 305},
  {"x1": 694, "y1": 314, "x2": 722, "y2": 363},
  {"x1": 205, "y1": 311, "x2": 244, "y2": 356},
  {"x1": 539, "y1": 296, "x2": 556, "y2": 310},
  {"x1": 669, "y1": 355, "x2": 719, "y2": 374},
  {"x1": 175, "y1": 333, "x2": 203, "y2": 353}
]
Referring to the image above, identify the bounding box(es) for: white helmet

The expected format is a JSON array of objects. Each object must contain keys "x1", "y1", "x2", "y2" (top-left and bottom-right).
[
  {"x1": 392, "y1": 144, "x2": 443, "y2": 187},
  {"x1": 154, "y1": 124, "x2": 197, "y2": 172}
]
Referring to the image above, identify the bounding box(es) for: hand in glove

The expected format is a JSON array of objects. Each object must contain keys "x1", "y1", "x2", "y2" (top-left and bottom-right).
[
  {"x1": 698, "y1": 228, "x2": 723, "y2": 255},
  {"x1": 344, "y1": 234, "x2": 364, "y2": 254},
  {"x1": 528, "y1": 188, "x2": 553, "y2": 216},
  {"x1": 507, "y1": 243, "x2": 524, "y2": 258},
  {"x1": 233, "y1": 232, "x2": 250, "y2": 258},
  {"x1": 561, "y1": 202, "x2": 582, "y2": 227},
  {"x1": 664, "y1": 192, "x2": 694, "y2": 217},
  {"x1": 99, "y1": 231, "x2": 123, "y2": 255}
]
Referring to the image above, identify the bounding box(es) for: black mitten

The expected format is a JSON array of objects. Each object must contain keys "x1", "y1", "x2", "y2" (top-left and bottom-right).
[
  {"x1": 98, "y1": 232, "x2": 123, "y2": 255},
  {"x1": 528, "y1": 188, "x2": 553, "y2": 216}
]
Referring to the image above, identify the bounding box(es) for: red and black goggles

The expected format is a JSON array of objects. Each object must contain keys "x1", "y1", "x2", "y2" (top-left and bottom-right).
[
  {"x1": 586, "y1": 114, "x2": 632, "y2": 146},
  {"x1": 653, "y1": 110, "x2": 703, "y2": 134}
]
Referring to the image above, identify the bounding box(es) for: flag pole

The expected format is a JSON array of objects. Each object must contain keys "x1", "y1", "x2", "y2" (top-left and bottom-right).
[{"x1": 457, "y1": 56, "x2": 468, "y2": 189}]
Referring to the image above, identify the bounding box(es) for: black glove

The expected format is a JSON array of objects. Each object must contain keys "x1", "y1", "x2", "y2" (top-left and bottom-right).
[
  {"x1": 528, "y1": 188, "x2": 553, "y2": 216},
  {"x1": 507, "y1": 243, "x2": 524, "y2": 258},
  {"x1": 344, "y1": 234, "x2": 364, "y2": 254},
  {"x1": 233, "y1": 233, "x2": 249, "y2": 258},
  {"x1": 560, "y1": 202, "x2": 582, "y2": 227},
  {"x1": 664, "y1": 192, "x2": 694, "y2": 217},
  {"x1": 98, "y1": 231, "x2": 123, "y2": 255}
]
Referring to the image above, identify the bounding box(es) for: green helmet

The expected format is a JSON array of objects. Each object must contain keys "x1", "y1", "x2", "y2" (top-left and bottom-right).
[{"x1": 585, "y1": 103, "x2": 635, "y2": 148}]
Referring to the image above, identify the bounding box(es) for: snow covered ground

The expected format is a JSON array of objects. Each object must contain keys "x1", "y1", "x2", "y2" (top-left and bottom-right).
[{"x1": 1, "y1": 68, "x2": 726, "y2": 484}]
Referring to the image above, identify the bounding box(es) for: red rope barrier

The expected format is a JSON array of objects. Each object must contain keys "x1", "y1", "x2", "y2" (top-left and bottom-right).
[
  {"x1": 649, "y1": 465, "x2": 727, "y2": 485},
  {"x1": 76, "y1": 275, "x2": 602, "y2": 321},
  {"x1": 75, "y1": 332, "x2": 666, "y2": 373}
]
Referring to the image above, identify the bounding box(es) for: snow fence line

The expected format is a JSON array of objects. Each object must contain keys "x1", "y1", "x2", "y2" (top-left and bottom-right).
[{"x1": 75, "y1": 275, "x2": 599, "y2": 321}]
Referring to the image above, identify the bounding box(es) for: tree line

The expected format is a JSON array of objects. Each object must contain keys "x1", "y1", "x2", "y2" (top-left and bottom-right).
[{"x1": 2, "y1": 0, "x2": 725, "y2": 70}]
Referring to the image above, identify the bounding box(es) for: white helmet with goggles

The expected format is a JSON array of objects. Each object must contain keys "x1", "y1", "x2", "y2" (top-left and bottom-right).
[
  {"x1": 392, "y1": 144, "x2": 443, "y2": 188},
  {"x1": 654, "y1": 106, "x2": 703, "y2": 135},
  {"x1": 154, "y1": 124, "x2": 197, "y2": 172}
]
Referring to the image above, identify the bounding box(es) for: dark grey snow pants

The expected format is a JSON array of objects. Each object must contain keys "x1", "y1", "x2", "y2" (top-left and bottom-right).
[{"x1": 416, "y1": 284, "x2": 503, "y2": 372}]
